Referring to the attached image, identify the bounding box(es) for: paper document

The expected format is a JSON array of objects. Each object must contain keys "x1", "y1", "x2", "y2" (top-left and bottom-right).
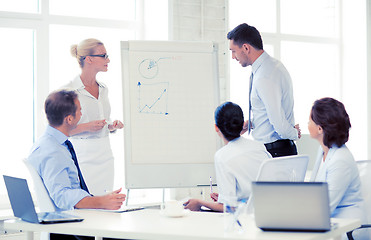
[{"x1": 87, "y1": 206, "x2": 145, "y2": 213}]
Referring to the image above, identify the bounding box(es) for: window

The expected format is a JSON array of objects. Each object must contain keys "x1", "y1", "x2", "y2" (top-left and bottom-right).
[
  {"x1": 0, "y1": 28, "x2": 34, "y2": 208},
  {"x1": 0, "y1": 0, "x2": 39, "y2": 13},
  {"x1": 49, "y1": 0, "x2": 136, "y2": 21},
  {"x1": 280, "y1": 0, "x2": 339, "y2": 37},
  {"x1": 0, "y1": 0, "x2": 169, "y2": 209},
  {"x1": 229, "y1": 0, "x2": 367, "y2": 160}
]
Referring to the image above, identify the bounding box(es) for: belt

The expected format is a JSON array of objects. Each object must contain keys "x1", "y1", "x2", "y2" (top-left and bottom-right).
[{"x1": 264, "y1": 139, "x2": 295, "y2": 150}]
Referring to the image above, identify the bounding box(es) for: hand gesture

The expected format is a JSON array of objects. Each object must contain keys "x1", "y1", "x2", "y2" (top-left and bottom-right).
[
  {"x1": 183, "y1": 199, "x2": 202, "y2": 211},
  {"x1": 101, "y1": 188, "x2": 126, "y2": 210},
  {"x1": 210, "y1": 192, "x2": 219, "y2": 202},
  {"x1": 87, "y1": 120, "x2": 107, "y2": 132},
  {"x1": 109, "y1": 120, "x2": 124, "y2": 132}
]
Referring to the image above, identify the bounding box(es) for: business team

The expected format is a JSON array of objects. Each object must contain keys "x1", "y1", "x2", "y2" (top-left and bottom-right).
[
  {"x1": 24, "y1": 23, "x2": 368, "y2": 240},
  {"x1": 186, "y1": 23, "x2": 368, "y2": 240}
]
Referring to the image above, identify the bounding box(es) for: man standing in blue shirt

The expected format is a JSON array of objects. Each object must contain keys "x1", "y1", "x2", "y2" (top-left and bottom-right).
[{"x1": 227, "y1": 23, "x2": 301, "y2": 157}]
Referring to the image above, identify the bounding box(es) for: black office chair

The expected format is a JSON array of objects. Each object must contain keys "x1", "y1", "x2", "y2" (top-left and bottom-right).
[{"x1": 346, "y1": 160, "x2": 371, "y2": 240}]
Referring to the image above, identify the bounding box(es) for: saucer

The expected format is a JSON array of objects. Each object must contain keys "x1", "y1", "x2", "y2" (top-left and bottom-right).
[{"x1": 160, "y1": 209, "x2": 190, "y2": 218}]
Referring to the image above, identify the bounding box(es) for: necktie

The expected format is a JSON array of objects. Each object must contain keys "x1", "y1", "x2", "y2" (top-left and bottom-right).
[
  {"x1": 65, "y1": 140, "x2": 90, "y2": 193},
  {"x1": 248, "y1": 72, "x2": 253, "y2": 134}
]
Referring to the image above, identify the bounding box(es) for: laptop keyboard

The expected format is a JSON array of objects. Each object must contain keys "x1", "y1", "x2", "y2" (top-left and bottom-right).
[{"x1": 38, "y1": 212, "x2": 77, "y2": 221}]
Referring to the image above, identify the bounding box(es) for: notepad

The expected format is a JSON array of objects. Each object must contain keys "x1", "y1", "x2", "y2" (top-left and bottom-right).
[{"x1": 93, "y1": 206, "x2": 145, "y2": 213}]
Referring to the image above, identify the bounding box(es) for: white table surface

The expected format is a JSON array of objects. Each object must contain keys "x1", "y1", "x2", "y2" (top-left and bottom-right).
[{"x1": 3, "y1": 208, "x2": 360, "y2": 240}]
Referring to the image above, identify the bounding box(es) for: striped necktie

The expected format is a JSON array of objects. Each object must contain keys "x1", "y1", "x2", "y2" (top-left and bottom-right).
[{"x1": 65, "y1": 140, "x2": 90, "y2": 193}]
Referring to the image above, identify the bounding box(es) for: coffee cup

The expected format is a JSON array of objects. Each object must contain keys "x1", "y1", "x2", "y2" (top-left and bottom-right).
[{"x1": 161, "y1": 200, "x2": 184, "y2": 217}]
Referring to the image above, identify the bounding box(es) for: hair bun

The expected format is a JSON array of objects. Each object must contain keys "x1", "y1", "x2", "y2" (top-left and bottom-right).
[{"x1": 70, "y1": 44, "x2": 78, "y2": 58}]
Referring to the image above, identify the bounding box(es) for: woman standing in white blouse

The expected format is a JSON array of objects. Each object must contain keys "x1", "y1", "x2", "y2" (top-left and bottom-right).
[{"x1": 66, "y1": 38, "x2": 123, "y2": 196}]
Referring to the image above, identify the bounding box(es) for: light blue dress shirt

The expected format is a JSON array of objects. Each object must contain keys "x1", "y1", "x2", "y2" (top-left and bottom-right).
[
  {"x1": 27, "y1": 125, "x2": 91, "y2": 211},
  {"x1": 310, "y1": 145, "x2": 369, "y2": 239},
  {"x1": 310, "y1": 145, "x2": 366, "y2": 219},
  {"x1": 250, "y1": 51, "x2": 298, "y2": 144},
  {"x1": 215, "y1": 137, "x2": 272, "y2": 205}
]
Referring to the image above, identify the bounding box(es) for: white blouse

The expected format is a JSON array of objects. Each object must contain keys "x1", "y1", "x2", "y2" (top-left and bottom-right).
[
  {"x1": 64, "y1": 75, "x2": 112, "y2": 139},
  {"x1": 215, "y1": 137, "x2": 272, "y2": 205}
]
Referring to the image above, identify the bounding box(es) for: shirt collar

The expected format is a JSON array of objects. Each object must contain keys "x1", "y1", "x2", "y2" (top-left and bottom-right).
[
  {"x1": 227, "y1": 136, "x2": 241, "y2": 144},
  {"x1": 324, "y1": 144, "x2": 344, "y2": 162},
  {"x1": 45, "y1": 125, "x2": 68, "y2": 145},
  {"x1": 72, "y1": 75, "x2": 105, "y2": 90},
  {"x1": 251, "y1": 51, "x2": 269, "y2": 75}
]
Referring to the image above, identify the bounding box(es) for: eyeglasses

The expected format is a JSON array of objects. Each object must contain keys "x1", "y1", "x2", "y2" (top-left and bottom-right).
[{"x1": 83, "y1": 53, "x2": 109, "y2": 60}]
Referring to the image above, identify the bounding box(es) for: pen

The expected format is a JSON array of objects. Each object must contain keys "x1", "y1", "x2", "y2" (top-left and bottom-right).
[{"x1": 209, "y1": 176, "x2": 213, "y2": 193}]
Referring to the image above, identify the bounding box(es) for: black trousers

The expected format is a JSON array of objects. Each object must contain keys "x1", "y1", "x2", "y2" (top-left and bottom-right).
[
  {"x1": 50, "y1": 233, "x2": 124, "y2": 240},
  {"x1": 264, "y1": 139, "x2": 297, "y2": 158},
  {"x1": 50, "y1": 234, "x2": 93, "y2": 240}
]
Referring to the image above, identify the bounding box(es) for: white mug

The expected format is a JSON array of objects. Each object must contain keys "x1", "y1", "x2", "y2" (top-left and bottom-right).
[{"x1": 161, "y1": 200, "x2": 184, "y2": 217}]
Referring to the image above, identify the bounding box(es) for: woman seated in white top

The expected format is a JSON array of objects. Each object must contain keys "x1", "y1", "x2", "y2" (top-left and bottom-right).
[
  {"x1": 184, "y1": 102, "x2": 272, "y2": 212},
  {"x1": 308, "y1": 97, "x2": 369, "y2": 240}
]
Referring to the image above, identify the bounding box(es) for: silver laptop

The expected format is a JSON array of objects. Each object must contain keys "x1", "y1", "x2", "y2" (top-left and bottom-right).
[
  {"x1": 3, "y1": 175, "x2": 84, "y2": 224},
  {"x1": 252, "y1": 181, "x2": 332, "y2": 232}
]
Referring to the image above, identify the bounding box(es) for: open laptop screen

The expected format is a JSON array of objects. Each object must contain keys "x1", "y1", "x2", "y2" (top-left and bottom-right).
[
  {"x1": 252, "y1": 181, "x2": 331, "y2": 232},
  {"x1": 3, "y1": 175, "x2": 83, "y2": 224}
]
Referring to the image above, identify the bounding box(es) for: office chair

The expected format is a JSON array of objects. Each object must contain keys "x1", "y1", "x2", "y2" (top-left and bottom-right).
[
  {"x1": 295, "y1": 134, "x2": 320, "y2": 170},
  {"x1": 23, "y1": 158, "x2": 56, "y2": 240},
  {"x1": 255, "y1": 154, "x2": 309, "y2": 182},
  {"x1": 23, "y1": 159, "x2": 56, "y2": 212},
  {"x1": 246, "y1": 155, "x2": 309, "y2": 213},
  {"x1": 346, "y1": 160, "x2": 371, "y2": 240}
]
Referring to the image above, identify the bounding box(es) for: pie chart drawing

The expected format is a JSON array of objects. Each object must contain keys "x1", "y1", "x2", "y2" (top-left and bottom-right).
[{"x1": 139, "y1": 58, "x2": 159, "y2": 79}]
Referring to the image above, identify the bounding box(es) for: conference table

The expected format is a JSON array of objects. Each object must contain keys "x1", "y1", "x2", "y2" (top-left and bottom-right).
[{"x1": 3, "y1": 208, "x2": 360, "y2": 240}]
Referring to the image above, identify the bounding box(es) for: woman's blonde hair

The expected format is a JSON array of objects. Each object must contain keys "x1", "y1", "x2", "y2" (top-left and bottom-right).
[{"x1": 70, "y1": 38, "x2": 104, "y2": 68}]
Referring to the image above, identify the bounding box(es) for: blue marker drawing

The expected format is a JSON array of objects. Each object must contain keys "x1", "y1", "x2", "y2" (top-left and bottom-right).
[
  {"x1": 137, "y1": 81, "x2": 169, "y2": 115},
  {"x1": 138, "y1": 57, "x2": 171, "y2": 79}
]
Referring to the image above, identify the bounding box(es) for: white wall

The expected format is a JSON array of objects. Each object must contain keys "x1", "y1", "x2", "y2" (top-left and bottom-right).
[
  {"x1": 368, "y1": 0, "x2": 371, "y2": 159},
  {"x1": 170, "y1": 0, "x2": 229, "y2": 102}
]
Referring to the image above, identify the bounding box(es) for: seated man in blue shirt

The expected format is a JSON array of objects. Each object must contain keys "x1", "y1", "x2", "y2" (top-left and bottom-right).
[{"x1": 27, "y1": 89, "x2": 125, "y2": 240}]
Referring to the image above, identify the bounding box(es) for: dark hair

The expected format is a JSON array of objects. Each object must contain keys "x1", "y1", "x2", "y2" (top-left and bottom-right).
[
  {"x1": 214, "y1": 102, "x2": 244, "y2": 141},
  {"x1": 45, "y1": 90, "x2": 78, "y2": 127},
  {"x1": 227, "y1": 23, "x2": 263, "y2": 50},
  {"x1": 311, "y1": 97, "x2": 351, "y2": 148}
]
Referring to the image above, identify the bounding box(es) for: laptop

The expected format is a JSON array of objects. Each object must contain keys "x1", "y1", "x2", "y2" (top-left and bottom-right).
[
  {"x1": 3, "y1": 175, "x2": 84, "y2": 224},
  {"x1": 251, "y1": 181, "x2": 333, "y2": 232}
]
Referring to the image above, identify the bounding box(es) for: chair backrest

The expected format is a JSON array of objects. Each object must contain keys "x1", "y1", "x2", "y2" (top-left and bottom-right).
[
  {"x1": 23, "y1": 159, "x2": 56, "y2": 212},
  {"x1": 246, "y1": 155, "x2": 309, "y2": 214},
  {"x1": 256, "y1": 155, "x2": 309, "y2": 182},
  {"x1": 295, "y1": 134, "x2": 319, "y2": 170},
  {"x1": 356, "y1": 160, "x2": 371, "y2": 222}
]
